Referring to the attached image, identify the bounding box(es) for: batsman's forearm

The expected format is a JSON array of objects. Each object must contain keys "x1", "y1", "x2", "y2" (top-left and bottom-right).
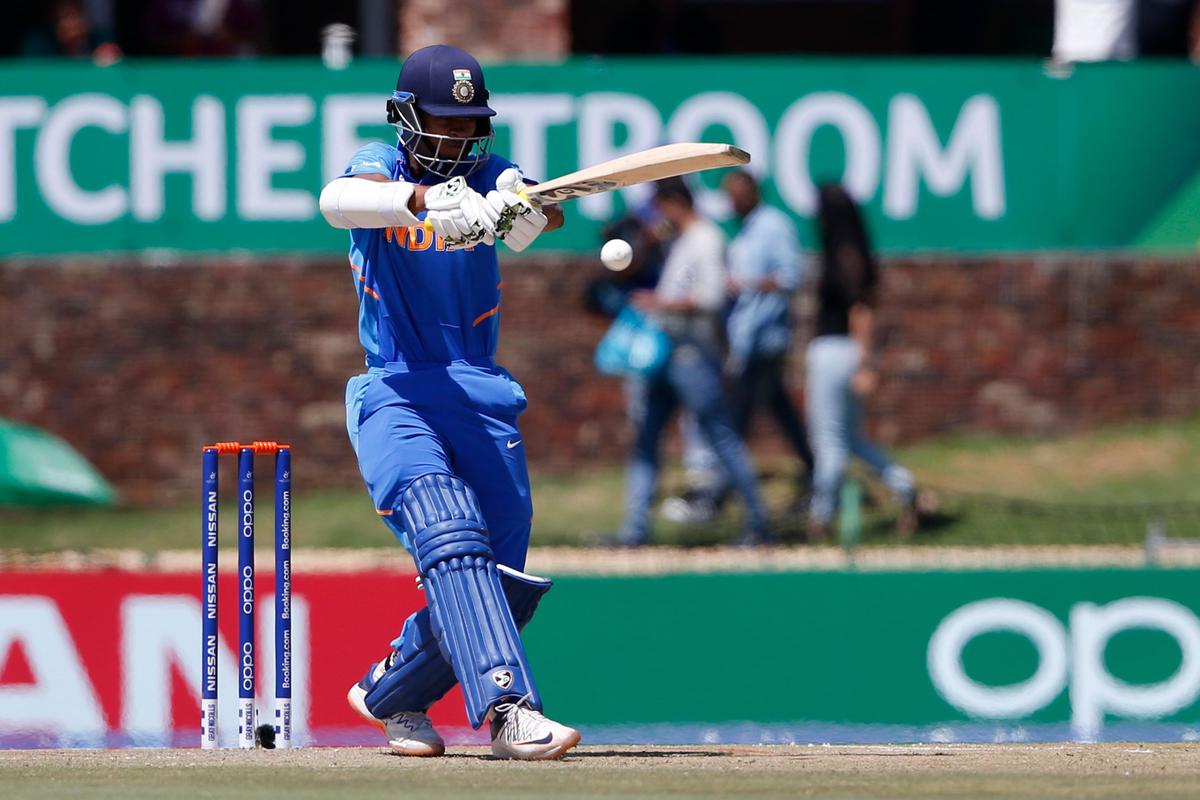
[
  {"x1": 410, "y1": 184, "x2": 429, "y2": 214},
  {"x1": 319, "y1": 176, "x2": 424, "y2": 229}
]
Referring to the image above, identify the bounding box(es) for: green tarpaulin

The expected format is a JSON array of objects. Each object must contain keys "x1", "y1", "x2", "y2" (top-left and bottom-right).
[{"x1": 0, "y1": 419, "x2": 116, "y2": 507}]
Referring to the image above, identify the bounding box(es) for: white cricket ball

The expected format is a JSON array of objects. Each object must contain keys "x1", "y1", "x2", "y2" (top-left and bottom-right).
[{"x1": 600, "y1": 238, "x2": 633, "y2": 271}]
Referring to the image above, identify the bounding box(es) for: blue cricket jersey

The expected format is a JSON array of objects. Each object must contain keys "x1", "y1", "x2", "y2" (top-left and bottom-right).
[{"x1": 341, "y1": 142, "x2": 520, "y2": 368}]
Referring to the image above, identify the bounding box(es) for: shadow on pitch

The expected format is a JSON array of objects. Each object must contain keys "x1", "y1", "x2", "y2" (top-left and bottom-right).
[
  {"x1": 380, "y1": 748, "x2": 734, "y2": 761},
  {"x1": 562, "y1": 749, "x2": 733, "y2": 759},
  {"x1": 425, "y1": 749, "x2": 736, "y2": 761}
]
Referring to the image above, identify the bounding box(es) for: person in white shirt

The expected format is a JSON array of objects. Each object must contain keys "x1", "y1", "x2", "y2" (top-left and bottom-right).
[{"x1": 616, "y1": 177, "x2": 769, "y2": 547}]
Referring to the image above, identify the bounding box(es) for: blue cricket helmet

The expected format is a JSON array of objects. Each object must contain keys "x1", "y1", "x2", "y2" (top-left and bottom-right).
[
  {"x1": 396, "y1": 44, "x2": 495, "y2": 118},
  {"x1": 387, "y1": 44, "x2": 496, "y2": 178}
]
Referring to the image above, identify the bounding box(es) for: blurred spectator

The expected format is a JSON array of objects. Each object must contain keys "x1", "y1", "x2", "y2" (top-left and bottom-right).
[
  {"x1": 722, "y1": 169, "x2": 814, "y2": 491},
  {"x1": 21, "y1": 0, "x2": 122, "y2": 63},
  {"x1": 586, "y1": 211, "x2": 725, "y2": 529},
  {"x1": 662, "y1": 170, "x2": 816, "y2": 526},
  {"x1": 140, "y1": 0, "x2": 264, "y2": 57},
  {"x1": 1053, "y1": 0, "x2": 1137, "y2": 61},
  {"x1": 616, "y1": 177, "x2": 769, "y2": 547},
  {"x1": 584, "y1": 211, "x2": 670, "y2": 522},
  {"x1": 805, "y1": 183, "x2": 918, "y2": 541}
]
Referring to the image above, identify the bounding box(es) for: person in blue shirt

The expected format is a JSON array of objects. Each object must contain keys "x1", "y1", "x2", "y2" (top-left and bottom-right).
[
  {"x1": 318, "y1": 44, "x2": 579, "y2": 760},
  {"x1": 723, "y1": 170, "x2": 814, "y2": 489}
]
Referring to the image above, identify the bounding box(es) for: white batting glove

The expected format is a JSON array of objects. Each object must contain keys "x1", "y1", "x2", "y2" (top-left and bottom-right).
[
  {"x1": 424, "y1": 177, "x2": 501, "y2": 250},
  {"x1": 487, "y1": 168, "x2": 548, "y2": 253}
]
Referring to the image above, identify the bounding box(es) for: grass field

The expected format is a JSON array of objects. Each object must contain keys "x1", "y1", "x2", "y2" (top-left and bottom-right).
[
  {"x1": 3, "y1": 416, "x2": 1199, "y2": 553},
  {"x1": 4, "y1": 744, "x2": 1199, "y2": 800}
]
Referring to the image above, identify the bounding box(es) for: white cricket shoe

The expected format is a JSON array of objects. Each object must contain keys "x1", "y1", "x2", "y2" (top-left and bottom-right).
[
  {"x1": 347, "y1": 679, "x2": 445, "y2": 757},
  {"x1": 489, "y1": 701, "x2": 581, "y2": 760}
]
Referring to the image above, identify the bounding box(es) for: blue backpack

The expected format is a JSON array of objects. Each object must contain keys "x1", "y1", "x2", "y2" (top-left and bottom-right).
[{"x1": 594, "y1": 306, "x2": 672, "y2": 378}]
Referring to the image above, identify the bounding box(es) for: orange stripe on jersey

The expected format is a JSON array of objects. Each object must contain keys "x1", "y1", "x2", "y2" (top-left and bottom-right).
[
  {"x1": 376, "y1": 509, "x2": 393, "y2": 516},
  {"x1": 348, "y1": 259, "x2": 380, "y2": 300},
  {"x1": 472, "y1": 304, "x2": 500, "y2": 327}
]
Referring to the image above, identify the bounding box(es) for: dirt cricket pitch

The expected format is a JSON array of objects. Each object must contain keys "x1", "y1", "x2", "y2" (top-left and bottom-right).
[{"x1": 4, "y1": 743, "x2": 1199, "y2": 799}]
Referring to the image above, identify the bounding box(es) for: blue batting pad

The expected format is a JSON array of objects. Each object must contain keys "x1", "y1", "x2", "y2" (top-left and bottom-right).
[
  {"x1": 364, "y1": 608, "x2": 456, "y2": 718},
  {"x1": 497, "y1": 564, "x2": 552, "y2": 627},
  {"x1": 364, "y1": 567, "x2": 552, "y2": 719},
  {"x1": 400, "y1": 473, "x2": 542, "y2": 728}
]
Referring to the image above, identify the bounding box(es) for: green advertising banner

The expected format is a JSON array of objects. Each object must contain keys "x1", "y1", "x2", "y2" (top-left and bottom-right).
[
  {"x1": 1, "y1": 59, "x2": 1198, "y2": 256},
  {"x1": 525, "y1": 568, "x2": 1200, "y2": 742}
]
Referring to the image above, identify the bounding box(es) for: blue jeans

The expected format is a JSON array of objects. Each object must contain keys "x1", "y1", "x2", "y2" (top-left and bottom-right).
[
  {"x1": 619, "y1": 343, "x2": 767, "y2": 545},
  {"x1": 805, "y1": 336, "x2": 914, "y2": 524},
  {"x1": 680, "y1": 412, "x2": 723, "y2": 493}
]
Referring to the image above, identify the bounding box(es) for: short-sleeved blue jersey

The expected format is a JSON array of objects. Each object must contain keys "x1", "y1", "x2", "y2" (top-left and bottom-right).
[{"x1": 341, "y1": 143, "x2": 520, "y2": 368}]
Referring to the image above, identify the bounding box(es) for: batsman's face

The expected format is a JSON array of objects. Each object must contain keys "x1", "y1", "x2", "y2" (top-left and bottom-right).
[
  {"x1": 420, "y1": 113, "x2": 477, "y2": 138},
  {"x1": 416, "y1": 112, "x2": 480, "y2": 157},
  {"x1": 400, "y1": 107, "x2": 493, "y2": 179}
]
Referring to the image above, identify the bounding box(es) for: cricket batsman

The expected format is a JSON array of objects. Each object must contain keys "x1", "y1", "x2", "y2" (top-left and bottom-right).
[{"x1": 318, "y1": 44, "x2": 580, "y2": 760}]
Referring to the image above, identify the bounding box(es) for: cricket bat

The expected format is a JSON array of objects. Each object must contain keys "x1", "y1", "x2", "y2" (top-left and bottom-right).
[
  {"x1": 522, "y1": 142, "x2": 750, "y2": 204},
  {"x1": 422, "y1": 143, "x2": 749, "y2": 237}
]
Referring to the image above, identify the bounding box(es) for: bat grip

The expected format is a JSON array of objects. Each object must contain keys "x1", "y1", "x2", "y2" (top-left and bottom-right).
[{"x1": 418, "y1": 189, "x2": 534, "y2": 235}]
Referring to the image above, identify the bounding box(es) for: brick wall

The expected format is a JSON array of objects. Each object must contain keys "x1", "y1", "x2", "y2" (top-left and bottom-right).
[
  {"x1": 873, "y1": 257, "x2": 1200, "y2": 441},
  {"x1": 2, "y1": 255, "x2": 1198, "y2": 506},
  {"x1": 398, "y1": 0, "x2": 568, "y2": 60}
]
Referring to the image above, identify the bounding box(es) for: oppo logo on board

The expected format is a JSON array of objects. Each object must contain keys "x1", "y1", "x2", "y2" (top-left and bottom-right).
[{"x1": 928, "y1": 597, "x2": 1200, "y2": 739}]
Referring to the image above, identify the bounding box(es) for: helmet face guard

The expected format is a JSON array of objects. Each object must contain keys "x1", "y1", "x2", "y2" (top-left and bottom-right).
[{"x1": 387, "y1": 91, "x2": 494, "y2": 179}]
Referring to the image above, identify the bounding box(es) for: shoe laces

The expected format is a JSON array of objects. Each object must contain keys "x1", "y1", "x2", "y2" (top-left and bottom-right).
[
  {"x1": 493, "y1": 694, "x2": 546, "y2": 740},
  {"x1": 493, "y1": 691, "x2": 537, "y2": 716}
]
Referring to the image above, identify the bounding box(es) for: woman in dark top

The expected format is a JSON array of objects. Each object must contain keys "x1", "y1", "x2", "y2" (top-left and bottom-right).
[{"x1": 805, "y1": 183, "x2": 917, "y2": 540}]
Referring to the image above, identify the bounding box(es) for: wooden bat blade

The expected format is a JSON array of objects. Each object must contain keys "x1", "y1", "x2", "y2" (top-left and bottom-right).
[{"x1": 525, "y1": 143, "x2": 750, "y2": 204}]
